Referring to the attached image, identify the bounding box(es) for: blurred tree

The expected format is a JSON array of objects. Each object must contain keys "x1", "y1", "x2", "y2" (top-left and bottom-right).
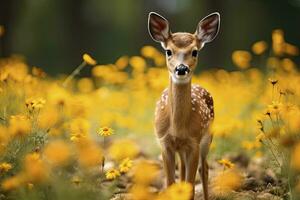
[
  {"x1": 0, "y1": 0, "x2": 15, "y2": 56},
  {"x1": 0, "y1": 0, "x2": 299, "y2": 74}
]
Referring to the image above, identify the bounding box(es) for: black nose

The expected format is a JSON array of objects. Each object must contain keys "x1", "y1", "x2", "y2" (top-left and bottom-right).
[{"x1": 175, "y1": 64, "x2": 190, "y2": 75}]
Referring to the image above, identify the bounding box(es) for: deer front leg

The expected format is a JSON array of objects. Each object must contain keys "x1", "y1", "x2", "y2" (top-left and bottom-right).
[
  {"x1": 186, "y1": 144, "x2": 200, "y2": 200},
  {"x1": 161, "y1": 145, "x2": 176, "y2": 186}
]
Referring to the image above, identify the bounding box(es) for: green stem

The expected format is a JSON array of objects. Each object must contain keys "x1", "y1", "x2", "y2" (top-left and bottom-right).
[
  {"x1": 62, "y1": 61, "x2": 86, "y2": 87},
  {"x1": 102, "y1": 137, "x2": 106, "y2": 173},
  {"x1": 272, "y1": 84, "x2": 274, "y2": 100},
  {"x1": 262, "y1": 140, "x2": 281, "y2": 168}
]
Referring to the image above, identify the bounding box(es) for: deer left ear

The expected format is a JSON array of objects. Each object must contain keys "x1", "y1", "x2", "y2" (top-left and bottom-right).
[
  {"x1": 148, "y1": 12, "x2": 171, "y2": 44},
  {"x1": 196, "y1": 12, "x2": 220, "y2": 44}
]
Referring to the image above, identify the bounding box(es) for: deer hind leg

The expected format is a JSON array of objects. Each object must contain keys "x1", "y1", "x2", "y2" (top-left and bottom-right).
[
  {"x1": 185, "y1": 144, "x2": 200, "y2": 200},
  {"x1": 200, "y1": 158, "x2": 209, "y2": 200},
  {"x1": 179, "y1": 151, "x2": 186, "y2": 182},
  {"x1": 199, "y1": 133, "x2": 212, "y2": 200},
  {"x1": 161, "y1": 145, "x2": 176, "y2": 186}
]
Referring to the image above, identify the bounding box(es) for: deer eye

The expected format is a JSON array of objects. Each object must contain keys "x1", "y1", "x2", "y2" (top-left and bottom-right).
[
  {"x1": 192, "y1": 50, "x2": 198, "y2": 57},
  {"x1": 166, "y1": 49, "x2": 172, "y2": 57}
]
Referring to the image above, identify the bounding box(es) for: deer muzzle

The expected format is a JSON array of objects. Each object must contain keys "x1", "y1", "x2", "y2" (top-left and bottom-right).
[{"x1": 175, "y1": 64, "x2": 190, "y2": 76}]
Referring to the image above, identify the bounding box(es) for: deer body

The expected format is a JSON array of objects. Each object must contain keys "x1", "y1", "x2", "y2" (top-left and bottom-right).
[
  {"x1": 148, "y1": 12, "x2": 220, "y2": 200},
  {"x1": 155, "y1": 81, "x2": 214, "y2": 196},
  {"x1": 156, "y1": 83, "x2": 214, "y2": 141}
]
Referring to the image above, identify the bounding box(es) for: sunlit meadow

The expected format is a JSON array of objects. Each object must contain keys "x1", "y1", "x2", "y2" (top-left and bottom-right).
[{"x1": 0, "y1": 28, "x2": 300, "y2": 200}]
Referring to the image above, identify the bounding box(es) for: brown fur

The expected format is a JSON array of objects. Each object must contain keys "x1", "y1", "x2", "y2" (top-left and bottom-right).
[
  {"x1": 170, "y1": 33, "x2": 197, "y2": 48},
  {"x1": 148, "y1": 12, "x2": 220, "y2": 200},
  {"x1": 154, "y1": 34, "x2": 214, "y2": 200}
]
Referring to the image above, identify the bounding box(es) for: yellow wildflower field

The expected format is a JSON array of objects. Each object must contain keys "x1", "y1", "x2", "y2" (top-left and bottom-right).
[{"x1": 0, "y1": 29, "x2": 299, "y2": 200}]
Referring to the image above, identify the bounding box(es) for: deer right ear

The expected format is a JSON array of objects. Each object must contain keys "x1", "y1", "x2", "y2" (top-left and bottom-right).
[
  {"x1": 148, "y1": 12, "x2": 171, "y2": 44},
  {"x1": 196, "y1": 12, "x2": 220, "y2": 44}
]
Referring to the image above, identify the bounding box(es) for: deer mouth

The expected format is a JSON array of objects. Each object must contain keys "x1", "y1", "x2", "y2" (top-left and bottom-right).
[
  {"x1": 172, "y1": 65, "x2": 192, "y2": 84},
  {"x1": 175, "y1": 70, "x2": 190, "y2": 77},
  {"x1": 174, "y1": 64, "x2": 191, "y2": 77}
]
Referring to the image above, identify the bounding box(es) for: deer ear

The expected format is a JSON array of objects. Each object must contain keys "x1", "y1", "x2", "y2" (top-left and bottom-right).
[
  {"x1": 148, "y1": 12, "x2": 171, "y2": 43},
  {"x1": 196, "y1": 12, "x2": 220, "y2": 44}
]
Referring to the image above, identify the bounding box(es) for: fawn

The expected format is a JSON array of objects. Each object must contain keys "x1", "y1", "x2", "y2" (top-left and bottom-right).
[{"x1": 148, "y1": 12, "x2": 220, "y2": 200}]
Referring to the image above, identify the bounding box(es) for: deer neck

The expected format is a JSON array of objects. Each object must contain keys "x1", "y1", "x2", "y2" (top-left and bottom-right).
[{"x1": 168, "y1": 77, "x2": 192, "y2": 135}]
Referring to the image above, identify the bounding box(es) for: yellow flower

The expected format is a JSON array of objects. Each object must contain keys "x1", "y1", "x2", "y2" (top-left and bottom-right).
[
  {"x1": 105, "y1": 169, "x2": 120, "y2": 180},
  {"x1": 77, "y1": 78, "x2": 94, "y2": 93},
  {"x1": 71, "y1": 176, "x2": 81, "y2": 185},
  {"x1": 9, "y1": 115, "x2": 31, "y2": 137},
  {"x1": 241, "y1": 140, "x2": 261, "y2": 150},
  {"x1": 165, "y1": 182, "x2": 193, "y2": 200},
  {"x1": 115, "y1": 56, "x2": 129, "y2": 70},
  {"x1": 98, "y1": 126, "x2": 114, "y2": 137},
  {"x1": 48, "y1": 127, "x2": 62, "y2": 137},
  {"x1": 268, "y1": 101, "x2": 283, "y2": 115},
  {"x1": 24, "y1": 153, "x2": 49, "y2": 183},
  {"x1": 119, "y1": 158, "x2": 133, "y2": 173},
  {"x1": 77, "y1": 139, "x2": 103, "y2": 168},
  {"x1": 291, "y1": 142, "x2": 300, "y2": 170},
  {"x1": 0, "y1": 162, "x2": 12, "y2": 173},
  {"x1": 252, "y1": 41, "x2": 268, "y2": 55},
  {"x1": 256, "y1": 133, "x2": 265, "y2": 142},
  {"x1": 218, "y1": 159, "x2": 235, "y2": 169},
  {"x1": 154, "y1": 53, "x2": 165, "y2": 66},
  {"x1": 212, "y1": 170, "x2": 243, "y2": 197},
  {"x1": 69, "y1": 118, "x2": 90, "y2": 142},
  {"x1": 232, "y1": 50, "x2": 252, "y2": 69},
  {"x1": 272, "y1": 29, "x2": 285, "y2": 56},
  {"x1": 25, "y1": 97, "x2": 46, "y2": 111},
  {"x1": 0, "y1": 126, "x2": 10, "y2": 153},
  {"x1": 44, "y1": 140, "x2": 72, "y2": 166},
  {"x1": 268, "y1": 78, "x2": 278, "y2": 86},
  {"x1": 2, "y1": 174, "x2": 25, "y2": 190},
  {"x1": 83, "y1": 53, "x2": 97, "y2": 65},
  {"x1": 130, "y1": 185, "x2": 154, "y2": 200},
  {"x1": 32, "y1": 66, "x2": 46, "y2": 78},
  {"x1": 27, "y1": 183, "x2": 34, "y2": 190},
  {"x1": 129, "y1": 56, "x2": 146, "y2": 72},
  {"x1": 281, "y1": 58, "x2": 296, "y2": 72},
  {"x1": 108, "y1": 139, "x2": 139, "y2": 161},
  {"x1": 132, "y1": 160, "x2": 159, "y2": 185},
  {"x1": 141, "y1": 46, "x2": 157, "y2": 58},
  {"x1": 281, "y1": 107, "x2": 300, "y2": 133},
  {"x1": 267, "y1": 57, "x2": 281, "y2": 69},
  {"x1": 92, "y1": 65, "x2": 113, "y2": 77},
  {"x1": 285, "y1": 43, "x2": 299, "y2": 56},
  {"x1": 38, "y1": 107, "x2": 59, "y2": 129},
  {"x1": 266, "y1": 128, "x2": 280, "y2": 138},
  {"x1": 254, "y1": 151, "x2": 263, "y2": 158},
  {"x1": 47, "y1": 84, "x2": 70, "y2": 106}
]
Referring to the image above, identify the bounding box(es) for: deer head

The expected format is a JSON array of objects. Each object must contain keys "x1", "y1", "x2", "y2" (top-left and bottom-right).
[{"x1": 148, "y1": 12, "x2": 220, "y2": 84}]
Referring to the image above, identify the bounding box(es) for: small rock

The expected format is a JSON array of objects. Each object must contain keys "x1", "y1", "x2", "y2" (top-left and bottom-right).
[
  {"x1": 265, "y1": 186, "x2": 286, "y2": 196},
  {"x1": 151, "y1": 171, "x2": 164, "y2": 190},
  {"x1": 232, "y1": 191, "x2": 256, "y2": 200},
  {"x1": 256, "y1": 192, "x2": 282, "y2": 200},
  {"x1": 149, "y1": 186, "x2": 159, "y2": 193},
  {"x1": 110, "y1": 193, "x2": 131, "y2": 200},
  {"x1": 231, "y1": 153, "x2": 250, "y2": 168},
  {"x1": 103, "y1": 161, "x2": 115, "y2": 171},
  {"x1": 263, "y1": 169, "x2": 277, "y2": 185},
  {"x1": 116, "y1": 181, "x2": 127, "y2": 189},
  {"x1": 242, "y1": 177, "x2": 261, "y2": 190}
]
